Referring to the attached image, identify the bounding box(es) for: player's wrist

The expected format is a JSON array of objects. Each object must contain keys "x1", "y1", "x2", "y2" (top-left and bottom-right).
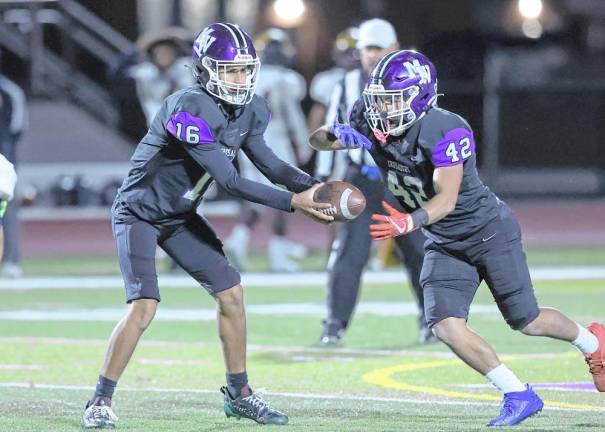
[
  {"x1": 325, "y1": 125, "x2": 338, "y2": 142},
  {"x1": 410, "y1": 208, "x2": 428, "y2": 229}
]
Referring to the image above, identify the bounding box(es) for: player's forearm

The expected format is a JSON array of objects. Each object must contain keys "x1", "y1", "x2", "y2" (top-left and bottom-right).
[
  {"x1": 243, "y1": 138, "x2": 319, "y2": 193},
  {"x1": 223, "y1": 174, "x2": 294, "y2": 212},
  {"x1": 308, "y1": 126, "x2": 343, "y2": 151},
  {"x1": 272, "y1": 165, "x2": 319, "y2": 193},
  {"x1": 420, "y1": 192, "x2": 457, "y2": 225}
]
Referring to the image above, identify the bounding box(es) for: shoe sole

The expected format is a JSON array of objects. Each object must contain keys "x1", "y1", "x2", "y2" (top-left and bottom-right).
[{"x1": 487, "y1": 404, "x2": 543, "y2": 427}]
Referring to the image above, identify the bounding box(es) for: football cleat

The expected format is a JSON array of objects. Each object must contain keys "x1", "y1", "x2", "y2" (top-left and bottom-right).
[
  {"x1": 585, "y1": 322, "x2": 605, "y2": 391},
  {"x1": 81, "y1": 400, "x2": 118, "y2": 429},
  {"x1": 221, "y1": 386, "x2": 288, "y2": 425},
  {"x1": 319, "y1": 319, "x2": 345, "y2": 346},
  {"x1": 487, "y1": 384, "x2": 543, "y2": 427}
]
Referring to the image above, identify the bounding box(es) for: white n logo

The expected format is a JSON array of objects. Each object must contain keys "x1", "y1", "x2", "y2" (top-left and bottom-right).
[
  {"x1": 403, "y1": 60, "x2": 431, "y2": 84},
  {"x1": 193, "y1": 28, "x2": 216, "y2": 57}
]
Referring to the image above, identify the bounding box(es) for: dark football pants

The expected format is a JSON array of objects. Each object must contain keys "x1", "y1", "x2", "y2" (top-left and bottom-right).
[
  {"x1": 326, "y1": 165, "x2": 426, "y2": 329},
  {"x1": 420, "y1": 203, "x2": 540, "y2": 330},
  {"x1": 113, "y1": 213, "x2": 241, "y2": 303}
]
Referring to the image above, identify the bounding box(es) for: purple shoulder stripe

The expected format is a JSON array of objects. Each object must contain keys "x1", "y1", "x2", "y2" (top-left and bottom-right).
[
  {"x1": 166, "y1": 111, "x2": 215, "y2": 145},
  {"x1": 431, "y1": 127, "x2": 475, "y2": 167}
]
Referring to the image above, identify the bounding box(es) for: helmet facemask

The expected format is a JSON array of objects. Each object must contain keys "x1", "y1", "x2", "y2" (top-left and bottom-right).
[
  {"x1": 363, "y1": 84, "x2": 420, "y2": 142},
  {"x1": 198, "y1": 54, "x2": 260, "y2": 105}
]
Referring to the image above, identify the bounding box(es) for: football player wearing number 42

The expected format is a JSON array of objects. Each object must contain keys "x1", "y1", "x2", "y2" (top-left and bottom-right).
[
  {"x1": 309, "y1": 49, "x2": 605, "y2": 427},
  {"x1": 81, "y1": 22, "x2": 334, "y2": 429}
]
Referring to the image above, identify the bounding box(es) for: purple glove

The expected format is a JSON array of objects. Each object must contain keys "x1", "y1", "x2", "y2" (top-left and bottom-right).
[{"x1": 331, "y1": 118, "x2": 373, "y2": 150}]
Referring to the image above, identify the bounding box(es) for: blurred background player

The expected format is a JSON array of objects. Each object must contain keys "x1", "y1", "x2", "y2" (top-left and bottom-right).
[
  {"x1": 225, "y1": 28, "x2": 311, "y2": 272},
  {"x1": 0, "y1": 73, "x2": 27, "y2": 278},
  {"x1": 0, "y1": 153, "x2": 17, "y2": 261},
  {"x1": 315, "y1": 19, "x2": 432, "y2": 345},
  {"x1": 308, "y1": 27, "x2": 360, "y2": 134},
  {"x1": 130, "y1": 28, "x2": 195, "y2": 126}
]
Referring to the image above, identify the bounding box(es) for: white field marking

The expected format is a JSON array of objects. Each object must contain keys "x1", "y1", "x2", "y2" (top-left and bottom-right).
[
  {"x1": 138, "y1": 359, "x2": 206, "y2": 366},
  {"x1": 0, "y1": 382, "x2": 601, "y2": 412},
  {"x1": 0, "y1": 364, "x2": 45, "y2": 370},
  {"x1": 0, "y1": 302, "x2": 497, "y2": 321},
  {"x1": 0, "y1": 336, "x2": 568, "y2": 360},
  {"x1": 1, "y1": 266, "x2": 604, "y2": 290}
]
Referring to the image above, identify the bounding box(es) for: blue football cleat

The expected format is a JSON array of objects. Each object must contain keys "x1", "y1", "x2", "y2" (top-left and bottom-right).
[{"x1": 487, "y1": 384, "x2": 544, "y2": 427}]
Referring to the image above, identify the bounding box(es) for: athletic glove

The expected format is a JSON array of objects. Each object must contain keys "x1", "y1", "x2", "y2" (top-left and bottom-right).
[
  {"x1": 330, "y1": 117, "x2": 373, "y2": 150},
  {"x1": 370, "y1": 201, "x2": 417, "y2": 240}
]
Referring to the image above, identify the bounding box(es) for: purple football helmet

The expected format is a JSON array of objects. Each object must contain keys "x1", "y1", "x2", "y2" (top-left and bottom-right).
[
  {"x1": 192, "y1": 22, "x2": 260, "y2": 105},
  {"x1": 362, "y1": 50, "x2": 438, "y2": 141}
]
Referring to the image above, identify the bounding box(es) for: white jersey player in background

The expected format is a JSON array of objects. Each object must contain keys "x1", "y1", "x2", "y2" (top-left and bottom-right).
[
  {"x1": 309, "y1": 27, "x2": 359, "y2": 183},
  {"x1": 225, "y1": 28, "x2": 311, "y2": 272}
]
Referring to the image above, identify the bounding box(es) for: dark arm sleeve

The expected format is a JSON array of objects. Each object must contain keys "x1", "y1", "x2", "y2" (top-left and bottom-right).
[
  {"x1": 185, "y1": 143, "x2": 294, "y2": 212},
  {"x1": 242, "y1": 133, "x2": 319, "y2": 193}
]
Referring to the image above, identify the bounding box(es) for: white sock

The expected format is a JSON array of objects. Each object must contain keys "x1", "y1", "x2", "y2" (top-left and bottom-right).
[
  {"x1": 485, "y1": 364, "x2": 526, "y2": 394},
  {"x1": 571, "y1": 323, "x2": 599, "y2": 354}
]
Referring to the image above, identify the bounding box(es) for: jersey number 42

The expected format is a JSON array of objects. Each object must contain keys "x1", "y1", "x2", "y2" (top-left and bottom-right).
[{"x1": 387, "y1": 170, "x2": 428, "y2": 210}]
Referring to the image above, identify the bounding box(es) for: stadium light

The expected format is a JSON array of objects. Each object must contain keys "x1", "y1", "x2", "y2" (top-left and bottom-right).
[
  {"x1": 521, "y1": 18, "x2": 543, "y2": 39},
  {"x1": 272, "y1": 0, "x2": 306, "y2": 27},
  {"x1": 518, "y1": 0, "x2": 543, "y2": 20}
]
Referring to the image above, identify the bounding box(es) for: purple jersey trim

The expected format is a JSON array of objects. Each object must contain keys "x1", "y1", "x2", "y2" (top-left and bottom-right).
[
  {"x1": 166, "y1": 111, "x2": 215, "y2": 144},
  {"x1": 431, "y1": 127, "x2": 475, "y2": 167}
]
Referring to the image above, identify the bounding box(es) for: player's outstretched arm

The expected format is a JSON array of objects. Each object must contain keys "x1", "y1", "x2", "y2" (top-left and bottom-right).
[
  {"x1": 242, "y1": 134, "x2": 318, "y2": 193},
  {"x1": 291, "y1": 183, "x2": 334, "y2": 224},
  {"x1": 309, "y1": 125, "x2": 345, "y2": 151},
  {"x1": 309, "y1": 118, "x2": 373, "y2": 152}
]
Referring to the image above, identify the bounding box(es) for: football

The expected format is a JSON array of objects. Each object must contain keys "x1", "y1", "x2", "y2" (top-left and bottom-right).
[{"x1": 313, "y1": 181, "x2": 366, "y2": 222}]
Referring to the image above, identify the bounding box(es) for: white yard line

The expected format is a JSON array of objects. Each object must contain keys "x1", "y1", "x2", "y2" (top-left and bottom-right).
[
  {"x1": 0, "y1": 382, "x2": 601, "y2": 412},
  {"x1": 0, "y1": 267, "x2": 604, "y2": 290},
  {"x1": 0, "y1": 364, "x2": 45, "y2": 370}
]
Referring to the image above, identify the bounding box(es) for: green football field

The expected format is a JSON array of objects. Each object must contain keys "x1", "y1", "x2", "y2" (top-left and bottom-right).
[{"x1": 1, "y1": 249, "x2": 604, "y2": 431}]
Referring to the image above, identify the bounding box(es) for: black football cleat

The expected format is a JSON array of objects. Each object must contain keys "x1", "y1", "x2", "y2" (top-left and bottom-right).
[
  {"x1": 319, "y1": 319, "x2": 345, "y2": 346},
  {"x1": 221, "y1": 386, "x2": 288, "y2": 425},
  {"x1": 81, "y1": 400, "x2": 118, "y2": 429}
]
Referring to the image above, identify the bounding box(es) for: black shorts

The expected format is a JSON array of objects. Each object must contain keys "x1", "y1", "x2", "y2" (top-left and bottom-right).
[
  {"x1": 112, "y1": 212, "x2": 241, "y2": 303},
  {"x1": 420, "y1": 203, "x2": 539, "y2": 330}
]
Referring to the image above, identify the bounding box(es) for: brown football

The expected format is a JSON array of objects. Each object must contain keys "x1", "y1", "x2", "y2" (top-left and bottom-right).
[{"x1": 313, "y1": 181, "x2": 366, "y2": 222}]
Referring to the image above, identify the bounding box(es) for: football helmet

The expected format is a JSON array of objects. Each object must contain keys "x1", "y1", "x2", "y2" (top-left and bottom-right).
[
  {"x1": 192, "y1": 22, "x2": 260, "y2": 105},
  {"x1": 362, "y1": 50, "x2": 438, "y2": 140},
  {"x1": 254, "y1": 27, "x2": 295, "y2": 67},
  {"x1": 332, "y1": 27, "x2": 359, "y2": 70}
]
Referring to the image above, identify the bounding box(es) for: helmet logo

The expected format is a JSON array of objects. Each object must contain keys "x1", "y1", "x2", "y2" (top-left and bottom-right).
[
  {"x1": 194, "y1": 27, "x2": 216, "y2": 57},
  {"x1": 403, "y1": 59, "x2": 431, "y2": 84}
]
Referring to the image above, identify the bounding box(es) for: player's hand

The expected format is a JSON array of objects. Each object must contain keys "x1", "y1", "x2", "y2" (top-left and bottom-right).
[
  {"x1": 291, "y1": 183, "x2": 334, "y2": 224},
  {"x1": 370, "y1": 201, "x2": 417, "y2": 240},
  {"x1": 330, "y1": 117, "x2": 373, "y2": 150}
]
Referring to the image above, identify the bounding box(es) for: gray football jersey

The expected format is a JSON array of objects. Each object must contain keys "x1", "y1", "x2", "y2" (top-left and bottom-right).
[
  {"x1": 115, "y1": 85, "x2": 317, "y2": 224},
  {"x1": 349, "y1": 100, "x2": 500, "y2": 242}
]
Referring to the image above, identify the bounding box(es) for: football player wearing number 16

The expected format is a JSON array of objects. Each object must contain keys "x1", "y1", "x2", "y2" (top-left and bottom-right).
[
  {"x1": 81, "y1": 22, "x2": 334, "y2": 429},
  {"x1": 309, "y1": 49, "x2": 605, "y2": 427}
]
